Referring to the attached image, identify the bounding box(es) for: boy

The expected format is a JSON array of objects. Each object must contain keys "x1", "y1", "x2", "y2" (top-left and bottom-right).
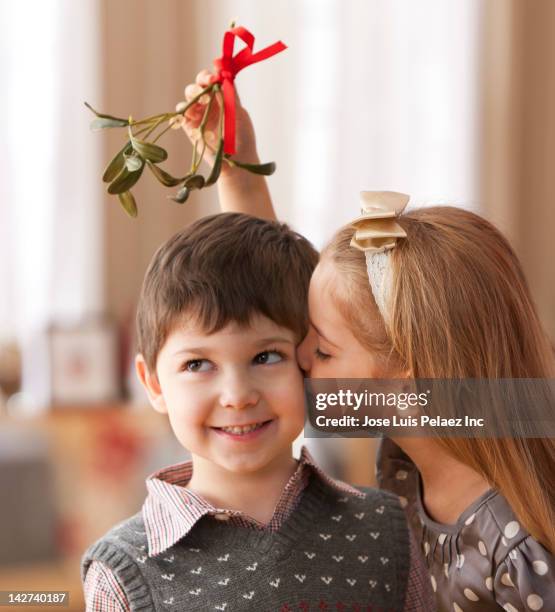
[{"x1": 81, "y1": 213, "x2": 418, "y2": 611}]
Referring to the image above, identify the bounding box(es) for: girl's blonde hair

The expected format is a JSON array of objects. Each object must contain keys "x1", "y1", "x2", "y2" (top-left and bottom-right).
[{"x1": 323, "y1": 206, "x2": 555, "y2": 552}]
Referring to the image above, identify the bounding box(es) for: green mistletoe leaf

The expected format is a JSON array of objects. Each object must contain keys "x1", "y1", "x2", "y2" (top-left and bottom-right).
[
  {"x1": 226, "y1": 157, "x2": 276, "y2": 176},
  {"x1": 130, "y1": 137, "x2": 168, "y2": 163},
  {"x1": 107, "y1": 163, "x2": 144, "y2": 194},
  {"x1": 90, "y1": 117, "x2": 129, "y2": 131},
  {"x1": 184, "y1": 174, "x2": 205, "y2": 190},
  {"x1": 204, "y1": 138, "x2": 224, "y2": 187},
  {"x1": 84, "y1": 102, "x2": 128, "y2": 124},
  {"x1": 170, "y1": 186, "x2": 190, "y2": 204},
  {"x1": 117, "y1": 191, "x2": 138, "y2": 217},
  {"x1": 146, "y1": 161, "x2": 190, "y2": 187},
  {"x1": 102, "y1": 142, "x2": 132, "y2": 183}
]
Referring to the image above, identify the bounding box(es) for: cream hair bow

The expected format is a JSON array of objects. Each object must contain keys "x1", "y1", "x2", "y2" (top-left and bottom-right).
[
  {"x1": 349, "y1": 191, "x2": 409, "y2": 320},
  {"x1": 350, "y1": 191, "x2": 409, "y2": 253}
]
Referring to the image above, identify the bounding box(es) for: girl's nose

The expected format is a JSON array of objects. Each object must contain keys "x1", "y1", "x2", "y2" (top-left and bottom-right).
[{"x1": 297, "y1": 330, "x2": 314, "y2": 374}]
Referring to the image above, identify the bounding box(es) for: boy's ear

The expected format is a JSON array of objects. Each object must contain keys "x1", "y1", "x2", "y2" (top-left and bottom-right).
[{"x1": 135, "y1": 354, "x2": 167, "y2": 414}]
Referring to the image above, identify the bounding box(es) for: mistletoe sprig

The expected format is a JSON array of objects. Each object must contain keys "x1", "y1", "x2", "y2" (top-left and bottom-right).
[
  {"x1": 85, "y1": 85, "x2": 274, "y2": 218},
  {"x1": 86, "y1": 24, "x2": 286, "y2": 218}
]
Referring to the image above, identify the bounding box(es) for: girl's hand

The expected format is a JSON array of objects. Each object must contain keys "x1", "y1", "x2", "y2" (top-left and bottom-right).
[
  {"x1": 181, "y1": 69, "x2": 260, "y2": 173},
  {"x1": 181, "y1": 69, "x2": 276, "y2": 221}
]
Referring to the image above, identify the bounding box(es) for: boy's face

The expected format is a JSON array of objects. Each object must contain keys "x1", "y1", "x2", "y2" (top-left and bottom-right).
[{"x1": 137, "y1": 314, "x2": 305, "y2": 475}]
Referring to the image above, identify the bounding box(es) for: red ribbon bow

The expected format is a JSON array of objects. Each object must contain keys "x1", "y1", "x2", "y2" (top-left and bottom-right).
[{"x1": 213, "y1": 26, "x2": 286, "y2": 156}]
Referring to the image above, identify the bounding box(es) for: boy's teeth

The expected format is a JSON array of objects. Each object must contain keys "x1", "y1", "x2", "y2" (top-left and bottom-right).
[{"x1": 220, "y1": 422, "x2": 266, "y2": 434}]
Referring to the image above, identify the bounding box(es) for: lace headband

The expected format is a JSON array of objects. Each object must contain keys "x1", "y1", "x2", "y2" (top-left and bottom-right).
[{"x1": 350, "y1": 191, "x2": 409, "y2": 320}]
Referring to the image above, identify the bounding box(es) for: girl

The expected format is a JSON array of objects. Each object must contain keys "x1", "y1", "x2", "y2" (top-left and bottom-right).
[
  {"x1": 183, "y1": 70, "x2": 555, "y2": 611},
  {"x1": 302, "y1": 203, "x2": 555, "y2": 612}
]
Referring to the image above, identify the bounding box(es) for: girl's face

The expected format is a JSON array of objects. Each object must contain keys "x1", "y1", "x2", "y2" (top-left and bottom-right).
[{"x1": 297, "y1": 261, "x2": 398, "y2": 379}]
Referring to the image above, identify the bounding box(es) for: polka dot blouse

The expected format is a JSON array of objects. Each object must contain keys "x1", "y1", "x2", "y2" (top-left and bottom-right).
[{"x1": 377, "y1": 438, "x2": 555, "y2": 611}]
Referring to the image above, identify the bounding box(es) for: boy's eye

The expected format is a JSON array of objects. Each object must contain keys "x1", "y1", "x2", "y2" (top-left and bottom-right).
[
  {"x1": 183, "y1": 359, "x2": 213, "y2": 373},
  {"x1": 315, "y1": 348, "x2": 331, "y2": 361},
  {"x1": 253, "y1": 350, "x2": 284, "y2": 365}
]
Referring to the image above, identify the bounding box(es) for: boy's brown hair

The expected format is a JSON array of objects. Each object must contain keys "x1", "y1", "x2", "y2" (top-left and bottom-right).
[{"x1": 137, "y1": 212, "x2": 319, "y2": 372}]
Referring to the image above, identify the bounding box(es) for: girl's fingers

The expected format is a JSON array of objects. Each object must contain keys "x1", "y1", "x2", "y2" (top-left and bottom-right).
[
  {"x1": 184, "y1": 83, "x2": 203, "y2": 102},
  {"x1": 182, "y1": 123, "x2": 197, "y2": 142},
  {"x1": 196, "y1": 69, "x2": 215, "y2": 88},
  {"x1": 184, "y1": 104, "x2": 203, "y2": 121},
  {"x1": 189, "y1": 69, "x2": 241, "y2": 109}
]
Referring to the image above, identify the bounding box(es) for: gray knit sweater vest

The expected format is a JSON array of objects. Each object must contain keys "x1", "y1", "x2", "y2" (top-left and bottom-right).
[{"x1": 81, "y1": 476, "x2": 410, "y2": 611}]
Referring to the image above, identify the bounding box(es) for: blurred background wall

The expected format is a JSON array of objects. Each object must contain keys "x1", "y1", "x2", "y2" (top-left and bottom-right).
[
  {"x1": 2, "y1": 0, "x2": 554, "y2": 369},
  {"x1": 102, "y1": 0, "x2": 485, "y2": 323},
  {"x1": 482, "y1": 0, "x2": 555, "y2": 340},
  {"x1": 0, "y1": 0, "x2": 554, "y2": 608}
]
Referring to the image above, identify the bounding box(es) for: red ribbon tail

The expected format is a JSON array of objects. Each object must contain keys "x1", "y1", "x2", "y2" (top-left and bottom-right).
[
  {"x1": 221, "y1": 79, "x2": 236, "y2": 156},
  {"x1": 215, "y1": 27, "x2": 287, "y2": 156}
]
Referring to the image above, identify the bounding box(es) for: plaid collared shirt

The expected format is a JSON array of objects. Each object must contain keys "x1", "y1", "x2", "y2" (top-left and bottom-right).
[{"x1": 83, "y1": 446, "x2": 434, "y2": 611}]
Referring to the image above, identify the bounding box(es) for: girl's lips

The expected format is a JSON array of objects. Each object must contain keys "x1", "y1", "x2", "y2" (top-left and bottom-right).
[{"x1": 211, "y1": 419, "x2": 274, "y2": 441}]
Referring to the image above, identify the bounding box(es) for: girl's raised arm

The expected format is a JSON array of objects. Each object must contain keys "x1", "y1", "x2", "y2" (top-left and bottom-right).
[{"x1": 183, "y1": 70, "x2": 277, "y2": 221}]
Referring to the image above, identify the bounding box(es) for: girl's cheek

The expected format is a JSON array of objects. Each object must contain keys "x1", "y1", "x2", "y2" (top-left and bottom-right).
[
  {"x1": 296, "y1": 336, "x2": 314, "y2": 373},
  {"x1": 312, "y1": 359, "x2": 332, "y2": 379}
]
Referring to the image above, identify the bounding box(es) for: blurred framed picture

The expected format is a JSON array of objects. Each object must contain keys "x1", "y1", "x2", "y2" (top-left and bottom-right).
[{"x1": 49, "y1": 319, "x2": 120, "y2": 405}]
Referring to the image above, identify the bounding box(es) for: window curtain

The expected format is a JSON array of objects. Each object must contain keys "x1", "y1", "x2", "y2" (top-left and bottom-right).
[
  {"x1": 1, "y1": 0, "x2": 103, "y2": 406},
  {"x1": 481, "y1": 0, "x2": 555, "y2": 341},
  {"x1": 290, "y1": 0, "x2": 483, "y2": 247}
]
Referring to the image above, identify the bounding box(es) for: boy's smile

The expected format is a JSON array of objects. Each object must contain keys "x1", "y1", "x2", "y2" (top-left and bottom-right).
[{"x1": 137, "y1": 314, "x2": 306, "y2": 478}]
